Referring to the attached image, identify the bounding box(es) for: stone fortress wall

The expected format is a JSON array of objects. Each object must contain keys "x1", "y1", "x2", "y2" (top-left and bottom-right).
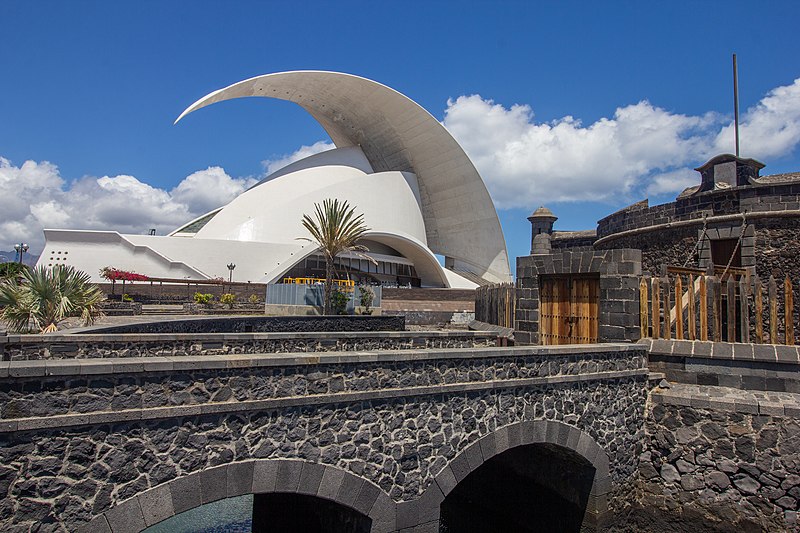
[
  {"x1": 541, "y1": 159, "x2": 800, "y2": 343},
  {"x1": 554, "y1": 178, "x2": 800, "y2": 279},
  {"x1": 512, "y1": 156, "x2": 800, "y2": 531}
]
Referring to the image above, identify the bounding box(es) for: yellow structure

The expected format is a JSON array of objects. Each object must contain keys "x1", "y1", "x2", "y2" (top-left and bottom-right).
[{"x1": 282, "y1": 277, "x2": 355, "y2": 291}]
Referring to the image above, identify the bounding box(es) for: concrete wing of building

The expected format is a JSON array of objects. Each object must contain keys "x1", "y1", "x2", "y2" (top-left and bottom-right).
[{"x1": 38, "y1": 71, "x2": 512, "y2": 288}]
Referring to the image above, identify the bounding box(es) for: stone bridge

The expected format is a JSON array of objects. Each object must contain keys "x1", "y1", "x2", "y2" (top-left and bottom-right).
[{"x1": 0, "y1": 344, "x2": 650, "y2": 532}]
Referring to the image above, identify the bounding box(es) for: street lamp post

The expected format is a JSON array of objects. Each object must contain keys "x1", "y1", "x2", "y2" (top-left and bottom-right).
[
  {"x1": 13, "y1": 243, "x2": 29, "y2": 265},
  {"x1": 226, "y1": 263, "x2": 236, "y2": 295}
]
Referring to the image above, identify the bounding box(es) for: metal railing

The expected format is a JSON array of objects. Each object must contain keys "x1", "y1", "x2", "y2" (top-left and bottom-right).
[{"x1": 265, "y1": 284, "x2": 381, "y2": 313}]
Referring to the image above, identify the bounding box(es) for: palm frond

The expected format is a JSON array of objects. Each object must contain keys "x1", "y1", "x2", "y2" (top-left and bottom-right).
[
  {"x1": 0, "y1": 265, "x2": 105, "y2": 333},
  {"x1": 300, "y1": 198, "x2": 372, "y2": 314}
]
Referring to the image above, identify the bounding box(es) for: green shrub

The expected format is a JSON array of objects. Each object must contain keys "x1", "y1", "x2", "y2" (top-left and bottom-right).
[
  {"x1": 220, "y1": 293, "x2": 236, "y2": 309},
  {"x1": 358, "y1": 285, "x2": 375, "y2": 314},
  {"x1": 193, "y1": 292, "x2": 214, "y2": 305},
  {"x1": 331, "y1": 289, "x2": 349, "y2": 315},
  {"x1": 248, "y1": 294, "x2": 262, "y2": 304}
]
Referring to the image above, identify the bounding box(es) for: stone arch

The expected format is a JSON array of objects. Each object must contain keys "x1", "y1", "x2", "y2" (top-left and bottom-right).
[
  {"x1": 79, "y1": 459, "x2": 396, "y2": 533},
  {"x1": 397, "y1": 419, "x2": 611, "y2": 531}
]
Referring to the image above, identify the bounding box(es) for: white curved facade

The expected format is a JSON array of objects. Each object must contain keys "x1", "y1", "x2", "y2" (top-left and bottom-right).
[{"x1": 37, "y1": 72, "x2": 512, "y2": 288}]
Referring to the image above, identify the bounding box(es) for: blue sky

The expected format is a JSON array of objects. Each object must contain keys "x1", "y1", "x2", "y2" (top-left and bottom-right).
[{"x1": 2, "y1": 0, "x2": 800, "y2": 267}]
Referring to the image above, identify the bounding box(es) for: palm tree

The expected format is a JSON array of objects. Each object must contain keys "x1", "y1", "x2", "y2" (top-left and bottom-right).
[
  {"x1": 300, "y1": 198, "x2": 374, "y2": 314},
  {"x1": 0, "y1": 265, "x2": 105, "y2": 333}
]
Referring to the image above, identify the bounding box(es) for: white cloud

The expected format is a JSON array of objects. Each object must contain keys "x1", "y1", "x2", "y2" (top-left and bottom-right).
[
  {"x1": 5, "y1": 77, "x2": 800, "y2": 254},
  {"x1": 0, "y1": 142, "x2": 332, "y2": 255},
  {"x1": 645, "y1": 168, "x2": 700, "y2": 197},
  {"x1": 443, "y1": 78, "x2": 800, "y2": 208},
  {"x1": 170, "y1": 167, "x2": 259, "y2": 214},
  {"x1": 0, "y1": 158, "x2": 255, "y2": 253},
  {"x1": 713, "y1": 79, "x2": 800, "y2": 158},
  {"x1": 261, "y1": 140, "x2": 335, "y2": 175}
]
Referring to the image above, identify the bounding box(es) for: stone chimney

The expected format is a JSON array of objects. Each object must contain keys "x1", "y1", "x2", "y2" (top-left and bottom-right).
[{"x1": 528, "y1": 206, "x2": 557, "y2": 255}]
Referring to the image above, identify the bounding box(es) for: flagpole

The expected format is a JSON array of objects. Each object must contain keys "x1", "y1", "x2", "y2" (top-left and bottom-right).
[{"x1": 733, "y1": 53, "x2": 740, "y2": 157}]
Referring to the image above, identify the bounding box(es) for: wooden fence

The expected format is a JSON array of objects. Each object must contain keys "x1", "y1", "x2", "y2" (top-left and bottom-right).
[
  {"x1": 475, "y1": 283, "x2": 516, "y2": 328},
  {"x1": 639, "y1": 266, "x2": 796, "y2": 345}
]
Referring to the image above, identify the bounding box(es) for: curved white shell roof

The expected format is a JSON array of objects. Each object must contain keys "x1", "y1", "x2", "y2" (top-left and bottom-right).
[{"x1": 176, "y1": 70, "x2": 511, "y2": 283}]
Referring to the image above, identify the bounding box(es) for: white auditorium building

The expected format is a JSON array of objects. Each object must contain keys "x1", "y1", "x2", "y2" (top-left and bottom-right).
[{"x1": 37, "y1": 71, "x2": 511, "y2": 289}]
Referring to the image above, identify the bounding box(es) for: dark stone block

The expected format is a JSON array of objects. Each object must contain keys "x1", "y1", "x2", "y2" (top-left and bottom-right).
[
  {"x1": 717, "y1": 373, "x2": 742, "y2": 389},
  {"x1": 776, "y1": 345, "x2": 799, "y2": 363},
  {"x1": 227, "y1": 461, "x2": 255, "y2": 497},
  {"x1": 696, "y1": 373, "x2": 719, "y2": 386},
  {"x1": 464, "y1": 442, "x2": 483, "y2": 471},
  {"x1": 200, "y1": 466, "x2": 228, "y2": 504},
  {"x1": 752, "y1": 344, "x2": 777, "y2": 362},
  {"x1": 297, "y1": 463, "x2": 325, "y2": 495},
  {"x1": 170, "y1": 474, "x2": 202, "y2": 514},
  {"x1": 104, "y1": 499, "x2": 146, "y2": 533},
  {"x1": 395, "y1": 500, "x2": 419, "y2": 530},
  {"x1": 415, "y1": 482, "x2": 444, "y2": 524},
  {"x1": 693, "y1": 342, "x2": 712, "y2": 357},
  {"x1": 734, "y1": 344, "x2": 755, "y2": 361},
  {"x1": 353, "y1": 481, "x2": 381, "y2": 516},
  {"x1": 741, "y1": 375, "x2": 766, "y2": 391},
  {"x1": 765, "y1": 377, "x2": 786, "y2": 392},
  {"x1": 449, "y1": 454, "x2": 471, "y2": 483},
  {"x1": 335, "y1": 472, "x2": 364, "y2": 507}
]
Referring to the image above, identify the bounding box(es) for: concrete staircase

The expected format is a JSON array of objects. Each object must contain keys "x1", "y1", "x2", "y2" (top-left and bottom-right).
[{"x1": 141, "y1": 304, "x2": 186, "y2": 315}]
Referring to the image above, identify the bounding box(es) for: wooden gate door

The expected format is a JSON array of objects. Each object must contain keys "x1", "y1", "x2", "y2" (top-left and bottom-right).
[{"x1": 540, "y1": 275, "x2": 599, "y2": 345}]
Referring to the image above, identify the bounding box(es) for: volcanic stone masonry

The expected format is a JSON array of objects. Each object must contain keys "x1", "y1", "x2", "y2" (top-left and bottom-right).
[
  {"x1": 0, "y1": 345, "x2": 649, "y2": 532},
  {"x1": 634, "y1": 384, "x2": 800, "y2": 532}
]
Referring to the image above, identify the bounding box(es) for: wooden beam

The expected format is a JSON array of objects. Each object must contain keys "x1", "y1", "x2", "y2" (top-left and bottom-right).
[
  {"x1": 640, "y1": 277, "x2": 649, "y2": 339},
  {"x1": 786, "y1": 276, "x2": 794, "y2": 346},
  {"x1": 754, "y1": 275, "x2": 763, "y2": 344},
  {"x1": 726, "y1": 277, "x2": 736, "y2": 342},
  {"x1": 651, "y1": 277, "x2": 660, "y2": 340},
  {"x1": 675, "y1": 275, "x2": 684, "y2": 339},
  {"x1": 687, "y1": 274, "x2": 696, "y2": 341},
  {"x1": 699, "y1": 276, "x2": 708, "y2": 342},
  {"x1": 661, "y1": 277, "x2": 671, "y2": 339},
  {"x1": 769, "y1": 276, "x2": 778, "y2": 344},
  {"x1": 739, "y1": 276, "x2": 750, "y2": 344},
  {"x1": 712, "y1": 278, "x2": 722, "y2": 342}
]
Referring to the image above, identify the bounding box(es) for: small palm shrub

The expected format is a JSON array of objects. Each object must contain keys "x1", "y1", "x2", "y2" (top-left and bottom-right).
[
  {"x1": 0, "y1": 265, "x2": 105, "y2": 333},
  {"x1": 248, "y1": 294, "x2": 262, "y2": 305},
  {"x1": 193, "y1": 292, "x2": 214, "y2": 305},
  {"x1": 220, "y1": 293, "x2": 236, "y2": 309}
]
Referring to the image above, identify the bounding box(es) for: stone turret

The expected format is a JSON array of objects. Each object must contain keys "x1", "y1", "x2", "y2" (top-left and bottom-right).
[
  {"x1": 694, "y1": 154, "x2": 765, "y2": 193},
  {"x1": 528, "y1": 206, "x2": 557, "y2": 255}
]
